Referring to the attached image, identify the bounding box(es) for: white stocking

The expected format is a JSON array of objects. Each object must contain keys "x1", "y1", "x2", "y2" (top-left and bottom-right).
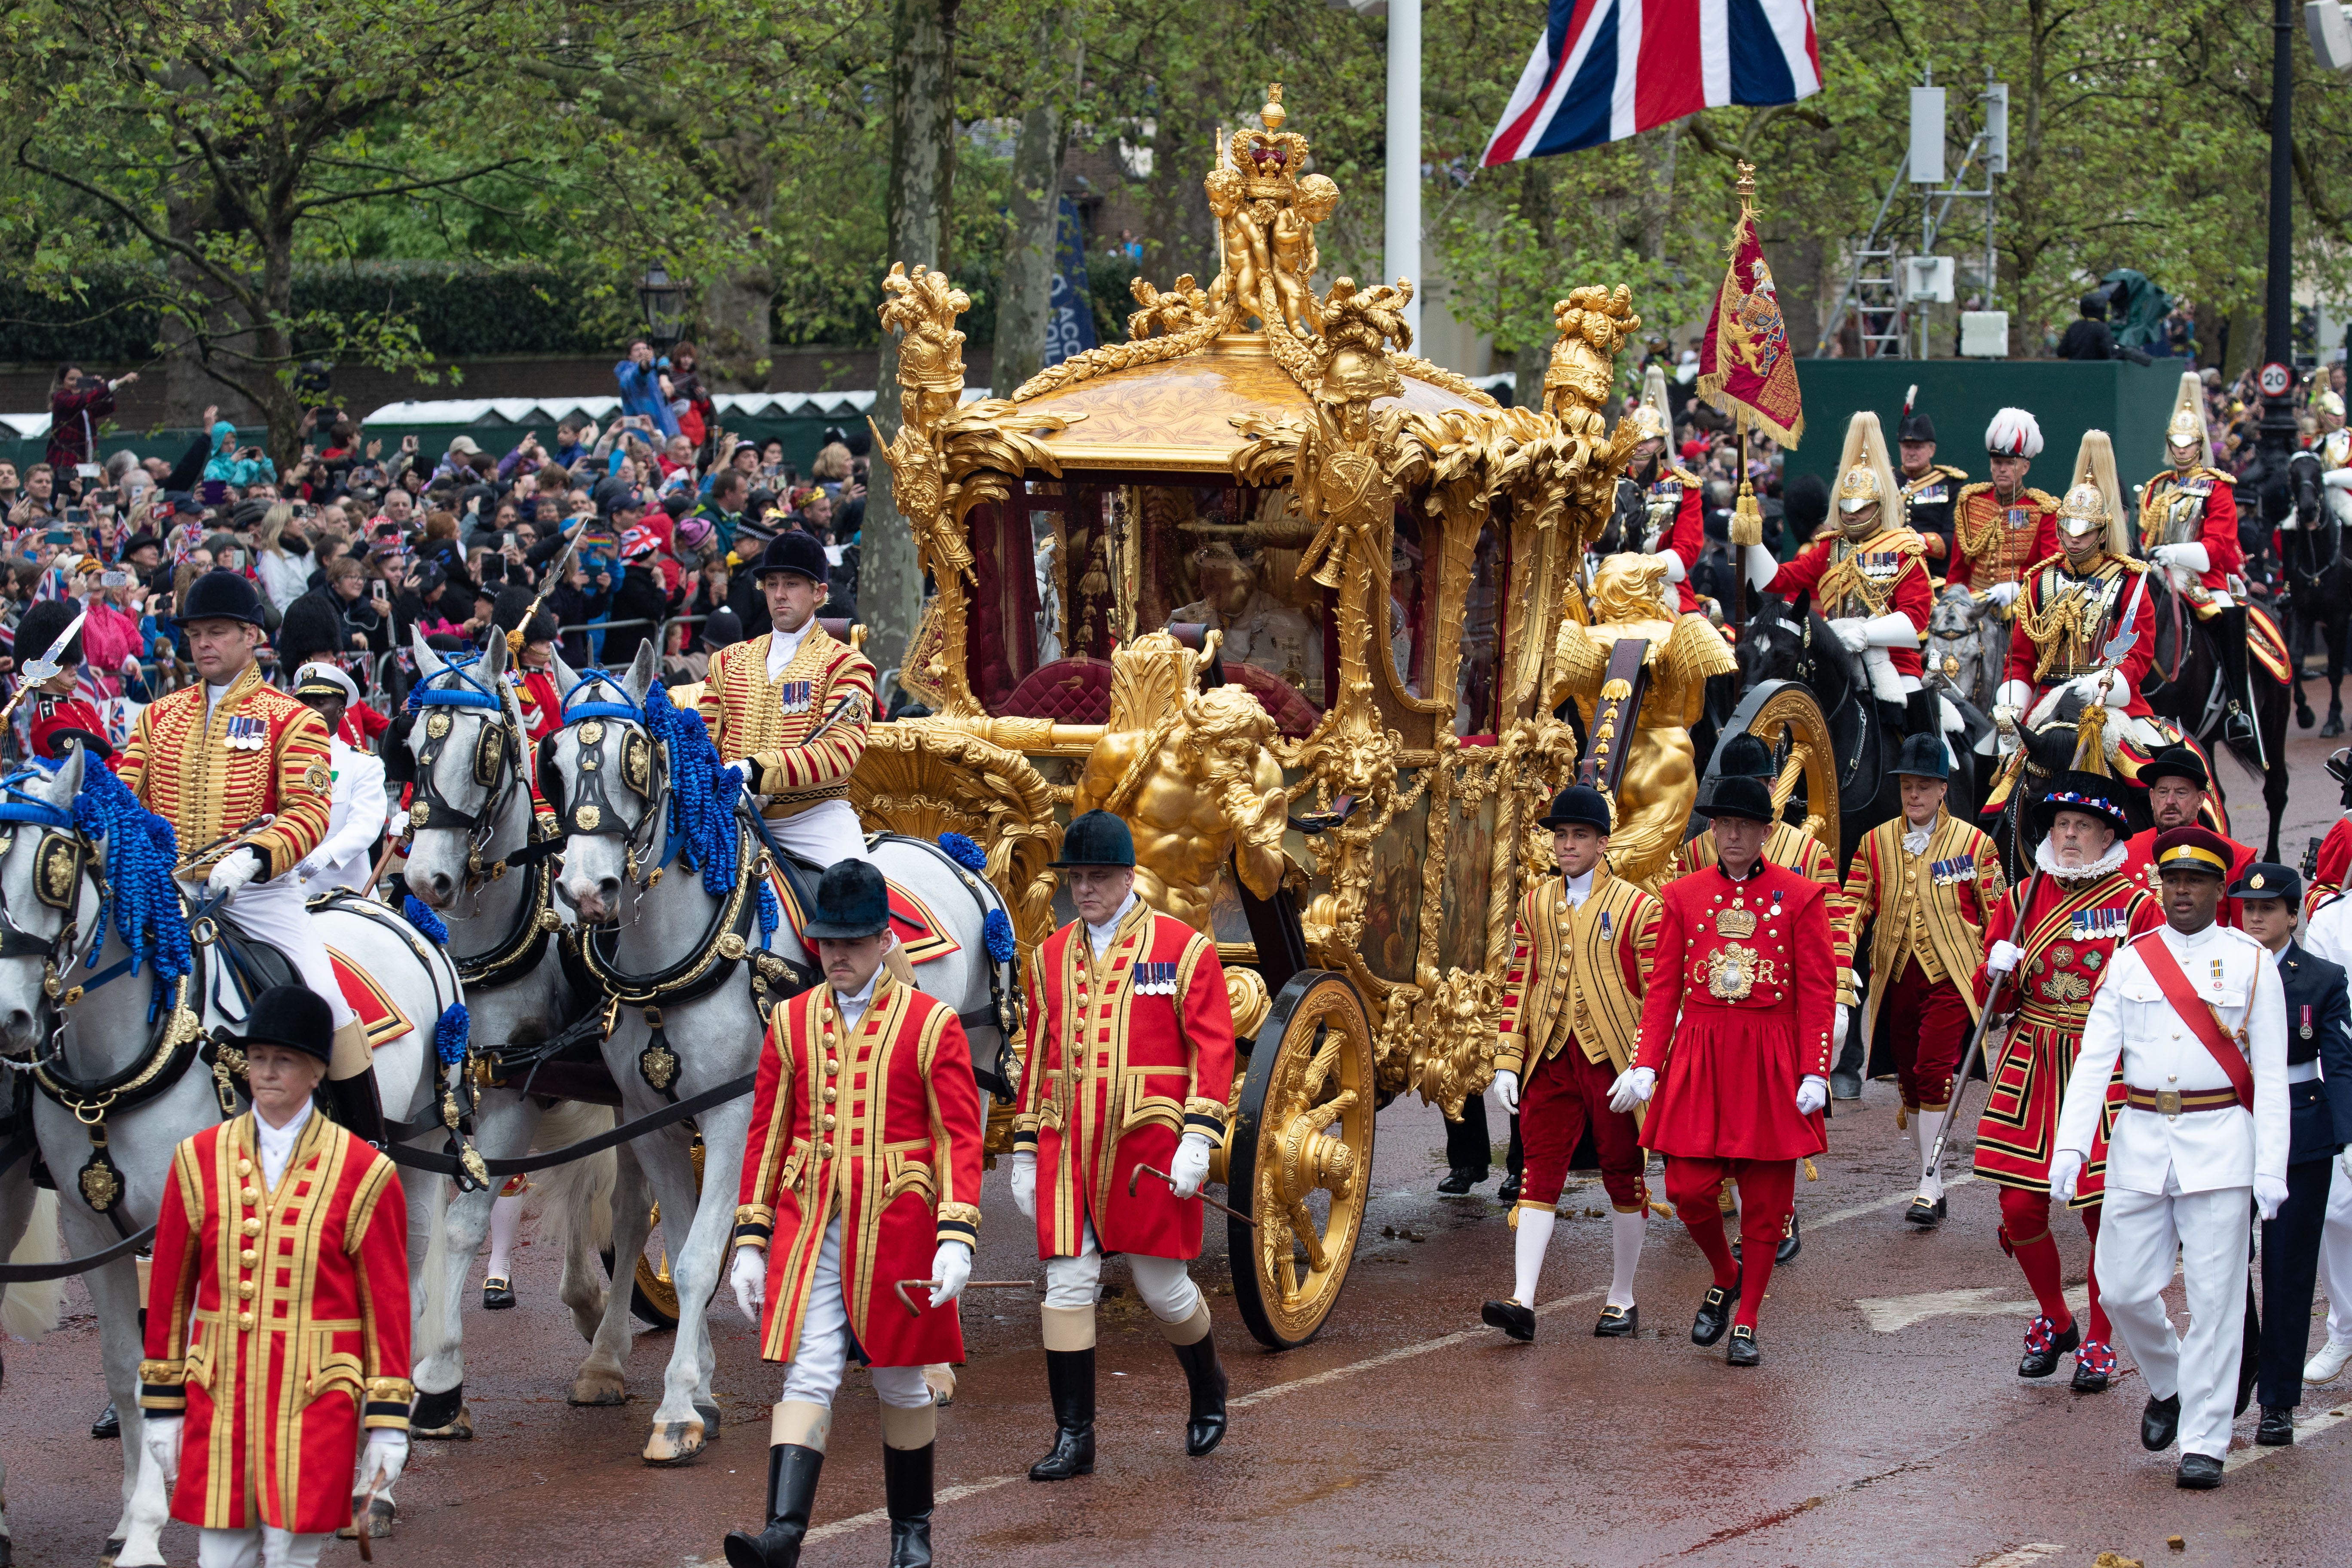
[
  {"x1": 486, "y1": 1192, "x2": 521, "y2": 1280},
  {"x1": 1608, "y1": 1210, "x2": 1645, "y2": 1309},
  {"x1": 1913, "y1": 1109, "x2": 1947, "y2": 1201},
  {"x1": 1510, "y1": 1209, "x2": 1555, "y2": 1306}
]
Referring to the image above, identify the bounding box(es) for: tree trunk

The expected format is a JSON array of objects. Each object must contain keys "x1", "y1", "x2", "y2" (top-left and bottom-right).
[
  {"x1": 864, "y1": 0, "x2": 959, "y2": 693},
  {"x1": 704, "y1": 260, "x2": 778, "y2": 392},
  {"x1": 1510, "y1": 163, "x2": 1555, "y2": 408},
  {"x1": 156, "y1": 192, "x2": 253, "y2": 429},
  {"x1": 992, "y1": 40, "x2": 1067, "y2": 400}
]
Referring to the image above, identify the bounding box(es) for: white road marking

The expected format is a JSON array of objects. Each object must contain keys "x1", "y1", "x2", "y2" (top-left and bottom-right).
[
  {"x1": 1963, "y1": 1547, "x2": 2066, "y2": 1568},
  {"x1": 1857, "y1": 1283, "x2": 2087, "y2": 1334},
  {"x1": 799, "y1": 1475, "x2": 1023, "y2": 1544},
  {"x1": 2222, "y1": 1402, "x2": 2352, "y2": 1472}
]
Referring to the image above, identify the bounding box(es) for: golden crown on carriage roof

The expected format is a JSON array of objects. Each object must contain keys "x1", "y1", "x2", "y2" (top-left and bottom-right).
[{"x1": 1230, "y1": 85, "x2": 1312, "y2": 201}]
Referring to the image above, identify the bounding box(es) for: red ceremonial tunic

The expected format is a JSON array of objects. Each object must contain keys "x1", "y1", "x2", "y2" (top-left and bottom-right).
[
  {"x1": 1014, "y1": 899, "x2": 1235, "y2": 1260},
  {"x1": 2137, "y1": 466, "x2": 2243, "y2": 597},
  {"x1": 733, "y1": 974, "x2": 983, "y2": 1369},
  {"x1": 1757, "y1": 525, "x2": 1935, "y2": 681},
  {"x1": 1969, "y1": 866, "x2": 2162, "y2": 1203},
  {"x1": 2122, "y1": 825, "x2": 2255, "y2": 928},
  {"x1": 1950, "y1": 485, "x2": 2061, "y2": 592},
  {"x1": 117, "y1": 662, "x2": 332, "y2": 878},
  {"x1": 1642, "y1": 464, "x2": 1707, "y2": 616},
  {"x1": 509, "y1": 667, "x2": 562, "y2": 741},
  {"x1": 2309, "y1": 816, "x2": 2352, "y2": 920},
  {"x1": 1633, "y1": 861, "x2": 1837, "y2": 1161},
  {"x1": 2002, "y1": 553, "x2": 2159, "y2": 721},
  {"x1": 139, "y1": 1112, "x2": 411, "y2": 1536},
  {"x1": 29, "y1": 692, "x2": 118, "y2": 768}
]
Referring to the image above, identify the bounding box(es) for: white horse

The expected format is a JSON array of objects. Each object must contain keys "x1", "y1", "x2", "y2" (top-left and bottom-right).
[
  {"x1": 398, "y1": 629, "x2": 644, "y2": 1437},
  {"x1": 544, "y1": 645, "x2": 1015, "y2": 1464},
  {"x1": 0, "y1": 746, "x2": 459, "y2": 1562},
  {"x1": 1926, "y1": 582, "x2": 2008, "y2": 738},
  {"x1": 2, "y1": 1145, "x2": 64, "y2": 1568}
]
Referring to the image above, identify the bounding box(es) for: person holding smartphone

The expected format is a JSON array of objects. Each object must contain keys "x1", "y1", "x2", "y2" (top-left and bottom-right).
[{"x1": 45, "y1": 364, "x2": 137, "y2": 482}]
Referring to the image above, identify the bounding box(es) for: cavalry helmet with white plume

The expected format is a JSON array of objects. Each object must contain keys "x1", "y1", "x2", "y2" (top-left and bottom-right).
[
  {"x1": 1626, "y1": 361, "x2": 1672, "y2": 445},
  {"x1": 1984, "y1": 407, "x2": 2044, "y2": 459},
  {"x1": 2056, "y1": 429, "x2": 2130, "y2": 557},
  {"x1": 2163, "y1": 371, "x2": 2215, "y2": 468},
  {"x1": 1834, "y1": 410, "x2": 1903, "y2": 537}
]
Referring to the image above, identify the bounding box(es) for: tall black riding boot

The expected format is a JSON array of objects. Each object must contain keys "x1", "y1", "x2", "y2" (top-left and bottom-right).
[
  {"x1": 883, "y1": 1439, "x2": 936, "y2": 1568},
  {"x1": 1168, "y1": 1314, "x2": 1230, "y2": 1456},
  {"x1": 2220, "y1": 604, "x2": 2255, "y2": 741},
  {"x1": 723, "y1": 1442, "x2": 824, "y2": 1568},
  {"x1": 1028, "y1": 1347, "x2": 1096, "y2": 1480},
  {"x1": 319, "y1": 1066, "x2": 388, "y2": 1147}
]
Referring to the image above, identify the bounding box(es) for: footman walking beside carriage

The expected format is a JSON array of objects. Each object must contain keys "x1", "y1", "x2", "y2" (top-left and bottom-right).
[{"x1": 726, "y1": 861, "x2": 983, "y2": 1568}]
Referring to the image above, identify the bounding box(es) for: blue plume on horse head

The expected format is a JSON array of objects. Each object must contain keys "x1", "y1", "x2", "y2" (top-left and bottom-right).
[
  {"x1": 51, "y1": 756, "x2": 192, "y2": 1008},
  {"x1": 640, "y1": 679, "x2": 744, "y2": 897}
]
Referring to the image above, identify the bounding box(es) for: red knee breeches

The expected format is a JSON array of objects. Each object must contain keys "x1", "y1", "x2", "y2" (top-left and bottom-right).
[{"x1": 1517, "y1": 1046, "x2": 1648, "y2": 1212}]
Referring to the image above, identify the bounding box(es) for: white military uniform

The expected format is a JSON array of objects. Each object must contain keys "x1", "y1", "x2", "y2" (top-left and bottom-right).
[
  {"x1": 296, "y1": 734, "x2": 388, "y2": 898},
  {"x1": 2056, "y1": 919, "x2": 2289, "y2": 1460},
  {"x1": 2294, "y1": 895, "x2": 2352, "y2": 1365}
]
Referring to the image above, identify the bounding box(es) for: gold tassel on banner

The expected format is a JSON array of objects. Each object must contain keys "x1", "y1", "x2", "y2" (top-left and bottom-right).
[{"x1": 2071, "y1": 699, "x2": 2112, "y2": 777}]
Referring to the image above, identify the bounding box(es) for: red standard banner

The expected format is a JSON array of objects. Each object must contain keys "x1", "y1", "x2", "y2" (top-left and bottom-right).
[{"x1": 1697, "y1": 164, "x2": 1805, "y2": 448}]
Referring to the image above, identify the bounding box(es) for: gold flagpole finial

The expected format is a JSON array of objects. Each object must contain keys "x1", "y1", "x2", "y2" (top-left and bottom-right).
[{"x1": 1736, "y1": 161, "x2": 1758, "y2": 211}]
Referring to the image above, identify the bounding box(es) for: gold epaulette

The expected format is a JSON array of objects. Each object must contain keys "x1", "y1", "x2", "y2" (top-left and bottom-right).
[
  {"x1": 2023, "y1": 487, "x2": 2061, "y2": 509},
  {"x1": 2200, "y1": 467, "x2": 2236, "y2": 487},
  {"x1": 1668, "y1": 463, "x2": 1703, "y2": 487},
  {"x1": 1955, "y1": 481, "x2": 1995, "y2": 504}
]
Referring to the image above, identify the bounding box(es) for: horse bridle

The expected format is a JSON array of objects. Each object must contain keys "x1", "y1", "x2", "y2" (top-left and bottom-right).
[
  {"x1": 547, "y1": 673, "x2": 671, "y2": 893},
  {"x1": 405, "y1": 657, "x2": 538, "y2": 881},
  {"x1": 0, "y1": 772, "x2": 114, "y2": 1043}
]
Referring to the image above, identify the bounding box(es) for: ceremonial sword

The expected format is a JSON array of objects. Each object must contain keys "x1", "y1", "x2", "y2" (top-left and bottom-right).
[{"x1": 0, "y1": 606, "x2": 89, "y2": 731}]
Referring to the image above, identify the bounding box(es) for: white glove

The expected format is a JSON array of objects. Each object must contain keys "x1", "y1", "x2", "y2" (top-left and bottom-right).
[
  {"x1": 1168, "y1": 1130, "x2": 1213, "y2": 1198},
  {"x1": 1744, "y1": 542, "x2": 1781, "y2": 592},
  {"x1": 1987, "y1": 940, "x2": 2026, "y2": 976},
  {"x1": 1833, "y1": 1004, "x2": 1850, "y2": 1047},
  {"x1": 2153, "y1": 542, "x2": 2210, "y2": 573},
  {"x1": 2342, "y1": 1147, "x2": 2352, "y2": 1184},
  {"x1": 205, "y1": 847, "x2": 266, "y2": 898},
  {"x1": 1608, "y1": 1065, "x2": 1656, "y2": 1115},
  {"x1": 2067, "y1": 671, "x2": 2129, "y2": 711},
  {"x1": 2325, "y1": 467, "x2": 2352, "y2": 492},
  {"x1": 1010, "y1": 1150, "x2": 1037, "y2": 1219},
  {"x1": 2255, "y1": 1172, "x2": 2290, "y2": 1223},
  {"x1": 1828, "y1": 616, "x2": 1870, "y2": 653},
  {"x1": 356, "y1": 1430, "x2": 407, "y2": 1496},
  {"x1": 1795, "y1": 1075, "x2": 1828, "y2": 1115},
  {"x1": 729, "y1": 1243, "x2": 766, "y2": 1322},
  {"x1": 1494, "y1": 1069, "x2": 1521, "y2": 1114},
  {"x1": 2049, "y1": 1148, "x2": 2085, "y2": 1206},
  {"x1": 143, "y1": 1413, "x2": 183, "y2": 1487},
  {"x1": 929, "y1": 1240, "x2": 972, "y2": 1308},
  {"x1": 1984, "y1": 581, "x2": 2022, "y2": 609}
]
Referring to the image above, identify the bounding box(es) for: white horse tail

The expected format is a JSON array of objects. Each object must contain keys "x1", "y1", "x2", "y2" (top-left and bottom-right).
[
  {"x1": 534, "y1": 1101, "x2": 618, "y2": 1257},
  {"x1": 1, "y1": 1189, "x2": 62, "y2": 1341}
]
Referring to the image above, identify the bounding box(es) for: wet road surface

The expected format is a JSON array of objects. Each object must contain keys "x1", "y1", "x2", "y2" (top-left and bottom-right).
[{"x1": 6, "y1": 726, "x2": 2349, "y2": 1568}]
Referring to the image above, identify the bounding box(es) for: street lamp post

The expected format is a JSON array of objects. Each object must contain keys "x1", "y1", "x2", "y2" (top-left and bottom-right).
[
  {"x1": 2261, "y1": 0, "x2": 2300, "y2": 512},
  {"x1": 637, "y1": 265, "x2": 687, "y2": 352}
]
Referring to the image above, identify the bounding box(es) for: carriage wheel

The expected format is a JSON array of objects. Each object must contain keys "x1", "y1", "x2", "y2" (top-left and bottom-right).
[
  {"x1": 1226, "y1": 970, "x2": 1376, "y2": 1351},
  {"x1": 1715, "y1": 679, "x2": 1841, "y2": 852}
]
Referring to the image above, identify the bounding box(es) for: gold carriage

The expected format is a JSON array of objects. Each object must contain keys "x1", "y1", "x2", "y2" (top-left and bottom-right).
[{"x1": 847, "y1": 85, "x2": 1834, "y2": 1348}]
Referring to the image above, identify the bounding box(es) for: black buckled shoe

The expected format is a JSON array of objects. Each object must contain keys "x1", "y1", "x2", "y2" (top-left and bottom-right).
[
  {"x1": 1903, "y1": 1194, "x2": 1946, "y2": 1228},
  {"x1": 1028, "y1": 1348, "x2": 1096, "y2": 1481},
  {"x1": 883, "y1": 1440, "x2": 935, "y2": 1568},
  {"x1": 482, "y1": 1276, "x2": 516, "y2": 1311},
  {"x1": 2257, "y1": 1406, "x2": 2297, "y2": 1446},
  {"x1": 1482, "y1": 1299, "x2": 1536, "y2": 1342},
  {"x1": 91, "y1": 1400, "x2": 119, "y2": 1440},
  {"x1": 1436, "y1": 1166, "x2": 1488, "y2": 1196},
  {"x1": 1593, "y1": 1304, "x2": 1637, "y2": 1338},
  {"x1": 723, "y1": 1443, "x2": 824, "y2": 1568},
  {"x1": 1725, "y1": 1324, "x2": 1761, "y2": 1366},
  {"x1": 2176, "y1": 1452, "x2": 2224, "y2": 1489},
  {"x1": 1692, "y1": 1272, "x2": 1739, "y2": 1348},
  {"x1": 2018, "y1": 1314, "x2": 2080, "y2": 1379},
  {"x1": 1775, "y1": 1210, "x2": 1801, "y2": 1264},
  {"x1": 1170, "y1": 1329, "x2": 1229, "y2": 1456},
  {"x1": 2141, "y1": 1393, "x2": 2182, "y2": 1452},
  {"x1": 2071, "y1": 1338, "x2": 2116, "y2": 1393},
  {"x1": 1497, "y1": 1171, "x2": 1522, "y2": 1204}
]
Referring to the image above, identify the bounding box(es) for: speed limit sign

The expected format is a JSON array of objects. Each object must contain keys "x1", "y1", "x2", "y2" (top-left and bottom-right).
[{"x1": 2260, "y1": 361, "x2": 2293, "y2": 397}]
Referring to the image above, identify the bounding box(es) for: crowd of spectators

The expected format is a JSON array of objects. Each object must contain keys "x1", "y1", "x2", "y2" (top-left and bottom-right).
[{"x1": 0, "y1": 353, "x2": 869, "y2": 727}]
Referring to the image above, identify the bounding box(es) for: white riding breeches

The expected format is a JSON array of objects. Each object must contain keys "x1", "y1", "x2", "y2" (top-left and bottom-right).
[
  {"x1": 777, "y1": 1219, "x2": 932, "y2": 1411},
  {"x1": 1041, "y1": 1216, "x2": 1204, "y2": 1325},
  {"x1": 763, "y1": 798, "x2": 871, "y2": 868},
  {"x1": 184, "y1": 873, "x2": 355, "y2": 1029},
  {"x1": 197, "y1": 1527, "x2": 328, "y2": 1568}
]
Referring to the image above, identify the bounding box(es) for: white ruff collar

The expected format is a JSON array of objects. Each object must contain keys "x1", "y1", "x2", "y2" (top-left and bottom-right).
[{"x1": 2037, "y1": 836, "x2": 2128, "y2": 884}]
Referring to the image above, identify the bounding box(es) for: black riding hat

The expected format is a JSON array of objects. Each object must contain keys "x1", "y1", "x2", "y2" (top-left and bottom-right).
[
  {"x1": 754, "y1": 530, "x2": 828, "y2": 584},
  {"x1": 1538, "y1": 784, "x2": 1613, "y2": 833},
  {"x1": 1713, "y1": 732, "x2": 1775, "y2": 781},
  {"x1": 2033, "y1": 770, "x2": 2132, "y2": 838},
  {"x1": 2140, "y1": 744, "x2": 2208, "y2": 790},
  {"x1": 227, "y1": 985, "x2": 335, "y2": 1066},
  {"x1": 802, "y1": 860, "x2": 891, "y2": 941},
  {"x1": 13, "y1": 597, "x2": 83, "y2": 668},
  {"x1": 1897, "y1": 410, "x2": 1937, "y2": 444},
  {"x1": 1051, "y1": 809, "x2": 1136, "y2": 869},
  {"x1": 181, "y1": 568, "x2": 266, "y2": 628},
  {"x1": 1893, "y1": 733, "x2": 1950, "y2": 780},
  {"x1": 1700, "y1": 773, "x2": 1776, "y2": 824}
]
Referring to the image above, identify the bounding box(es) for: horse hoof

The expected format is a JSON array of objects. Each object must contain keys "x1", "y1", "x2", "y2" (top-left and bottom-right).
[
  {"x1": 569, "y1": 1371, "x2": 627, "y2": 1406},
  {"x1": 2299, "y1": 707, "x2": 2316, "y2": 729},
  {"x1": 100, "y1": 1538, "x2": 124, "y2": 1568},
  {"x1": 642, "y1": 1418, "x2": 707, "y2": 1466},
  {"x1": 337, "y1": 1498, "x2": 396, "y2": 1540},
  {"x1": 694, "y1": 1400, "x2": 723, "y2": 1436},
  {"x1": 413, "y1": 1404, "x2": 474, "y2": 1441},
  {"x1": 2327, "y1": 717, "x2": 2345, "y2": 739}
]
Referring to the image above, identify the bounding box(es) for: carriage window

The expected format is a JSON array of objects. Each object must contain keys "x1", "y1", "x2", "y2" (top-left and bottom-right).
[
  {"x1": 1456, "y1": 513, "x2": 1504, "y2": 736},
  {"x1": 1391, "y1": 512, "x2": 1426, "y2": 699},
  {"x1": 1159, "y1": 484, "x2": 1327, "y2": 728}
]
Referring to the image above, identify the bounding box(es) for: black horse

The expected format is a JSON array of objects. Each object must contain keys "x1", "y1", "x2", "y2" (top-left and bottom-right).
[
  {"x1": 1979, "y1": 690, "x2": 2157, "y2": 882},
  {"x1": 2140, "y1": 567, "x2": 2291, "y2": 861},
  {"x1": 1734, "y1": 591, "x2": 1976, "y2": 857},
  {"x1": 2282, "y1": 448, "x2": 2352, "y2": 738}
]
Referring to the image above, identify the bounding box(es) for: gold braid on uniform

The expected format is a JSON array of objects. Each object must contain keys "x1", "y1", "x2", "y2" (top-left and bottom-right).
[
  {"x1": 1954, "y1": 486, "x2": 2004, "y2": 562},
  {"x1": 2012, "y1": 567, "x2": 2106, "y2": 682}
]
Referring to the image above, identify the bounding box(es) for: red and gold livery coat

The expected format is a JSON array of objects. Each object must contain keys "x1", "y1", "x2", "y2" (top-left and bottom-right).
[
  {"x1": 2122, "y1": 824, "x2": 2255, "y2": 929},
  {"x1": 697, "y1": 628, "x2": 877, "y2": 818},
  {"x1": 1495, "y1": 871, "x2": 1660, "y2": 1078},
  {"x1": 2309, "y1": 817, "x2": 2352, "y2": 919},
  {"x1": 116, "y1": 664, "x2": 331, "y2": 878},
  {"x1": 1758, "y1": 524, "x2": 1937, "y2": 680},
  {"x1": 1949, "y1": 484, "x2": 2061, "y2": 591},
  {"x1": 29, "y1": 693, "x2": 118, "y2": 769},
  {"x1": 1672, "y1": 820, "x2": 1854, "y2": 1004},
  {"x1": 1836, "y1": 810, "x2": 2007, "y2": 1042},
  {"x1": 1014, "y1": 900, "x2": 1235, "y2": 1260},
  {"x1": 1633, "y1": 861, "x2": 1837, "y2": 1162},
  {"x1": 732, "y1": 974, "x2": 983, "y2": 1369},
  {"x1": 1969, "y1": 868, "x2": 2162, "y2": 1202},
  {"x1": 138, "y1": 1113, "x2": 411, "y2": 1536}
]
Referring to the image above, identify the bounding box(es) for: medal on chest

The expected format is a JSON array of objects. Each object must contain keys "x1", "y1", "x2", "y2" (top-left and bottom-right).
[
  {"x1": 2302, "y1": 1004, "x2": 2315, "y2": 1041},
  {"x1": 2068, "y1": 906, "x2": 2127, "y2": 941},
  {"x1": 223, "y1": 714, "x2": 266, "y2": 751},
  {"x1": 1132, "y1": 960, "x2": 1178, "y2": 996},
  {"x1": 777, "y1": 678, "x2": 815, "y2": 716}
]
